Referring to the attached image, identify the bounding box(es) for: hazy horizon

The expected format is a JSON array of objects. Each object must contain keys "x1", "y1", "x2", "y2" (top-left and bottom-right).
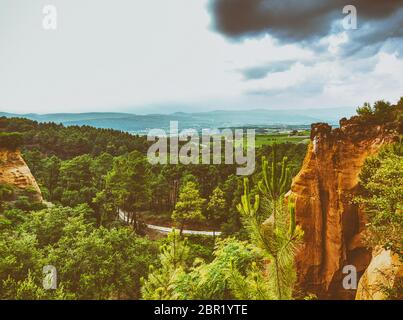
[{"x1": 1, "y1": 105, "x2": 359, "y2": 117}]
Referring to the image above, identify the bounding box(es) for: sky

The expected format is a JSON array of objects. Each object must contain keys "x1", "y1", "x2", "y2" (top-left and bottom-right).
[{"x1": 0, "y1": 0, "x2": 402, "y2": 114}]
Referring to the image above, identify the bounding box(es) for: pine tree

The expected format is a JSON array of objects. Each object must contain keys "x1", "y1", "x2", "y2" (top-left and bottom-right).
[
  {"x1": 141, "y1": 231, "x2": 189, "y2": 299},
  {"x1": 104, "y1": 151, "x2": 151, "y2": 231},
  {"x1": 237, "y1": 151, "x2": 303, "y2": 300},
  {"x1": 172, "y1": 181, "x2": 205, "y2": 235},
  {"x1": 207, "y1": 186, "x2": 227, "y2": 237},
  {"x1": 258, "y1": 144, "x2": 291, "y2": 221}
]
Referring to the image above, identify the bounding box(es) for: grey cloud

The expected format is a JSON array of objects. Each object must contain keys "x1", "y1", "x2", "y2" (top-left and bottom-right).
[
  {"x1": 208, "y1": 0, "x2": 403, "y2": 56},
  {"x1": 339, "y1": 9, "x2": 403, "y2": 57},
  {"x1": 246, "y1": 77, "x2": 325, "y2": 97},
  {"x1": 240, "y1": 60, "x2": 295, "y2": 80},
  {"x1": 209, "y1": 0, "x2": 403, "y2": 40}
]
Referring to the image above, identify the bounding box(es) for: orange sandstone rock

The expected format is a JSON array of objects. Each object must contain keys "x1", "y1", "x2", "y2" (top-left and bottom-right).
[
  {"x1": 290, "y1": 117, "x2": 398, "y2": 299},
  {"x1": 356, "y1": 247, "x2": 402, "y2": 300},
  {"x1": 0, "y1": 148, "x2": 42, "y2": 201}
]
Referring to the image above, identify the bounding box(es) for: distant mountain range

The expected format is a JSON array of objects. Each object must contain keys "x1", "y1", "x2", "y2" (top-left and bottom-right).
[{"x1": 0, "y1": 107, "x2": 356, "y2": 134}]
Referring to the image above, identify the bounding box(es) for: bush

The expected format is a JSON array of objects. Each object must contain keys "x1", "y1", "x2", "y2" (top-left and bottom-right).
[
  {"x1": 13, "y1": 196, "x2": 46, "y2": 212},
  {"x1": 0, "y1": 183, "x2": 15, "y2": 201},
  {"x1": 0, "y1": 205, "x2": 159, "y2": 299},
  {"x1": 0, "y1": 183, "x2": 15, "y2": 213},
  {"x1": 356, "y1": 98, "x2": 402, "y2": 125},
  {"x1": 356, "y1": 144, "x2": 403, "y2": 258},
  {"x1": 0, "y1": 132, "x2": 24, "y2": 149}
]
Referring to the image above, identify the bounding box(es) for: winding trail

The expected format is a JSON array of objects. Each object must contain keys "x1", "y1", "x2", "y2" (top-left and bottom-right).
[{"x1": 118, "y1": 210, "x2": 221, "y2": 236}]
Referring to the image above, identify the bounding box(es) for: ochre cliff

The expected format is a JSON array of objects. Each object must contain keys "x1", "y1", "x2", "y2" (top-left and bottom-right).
[
  {"x1": 290, "y1": 117, "x2": 399, "y2": 299},
  {"x1": 0, "y1": 148, "x2": 42, "y2": 201},
  {"x1": 356, "y1": 247, "x2": 402, "y2": 300}
]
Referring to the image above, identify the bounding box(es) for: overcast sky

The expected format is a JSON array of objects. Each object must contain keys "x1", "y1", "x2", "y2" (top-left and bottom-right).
[{"x1": 0, "y1": 0, "x2": 402, "y2": 114}]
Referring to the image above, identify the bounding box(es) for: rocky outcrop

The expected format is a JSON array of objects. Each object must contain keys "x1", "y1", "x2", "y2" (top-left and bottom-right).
[
  {"x1": 356, "y1": 248, "x2": 402, "y2": 300},
  {"x1": 0, "y1": 148, "x2": 42, "y2": 201},
  {"x1": 290, "y1": 117, "x2": 399, "y2": 299}
]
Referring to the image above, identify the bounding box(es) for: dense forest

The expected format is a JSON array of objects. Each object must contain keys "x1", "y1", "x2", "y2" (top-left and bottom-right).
[
  {"x1": 0, "y1": 116, "x2": 307, "y2": 233},
  {"x1": 0, "y1": 98, "x2": 401, "y2": 299}
]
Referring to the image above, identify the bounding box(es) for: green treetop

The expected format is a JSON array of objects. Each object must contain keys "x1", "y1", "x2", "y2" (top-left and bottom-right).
[{"x1": 172, "y1": 181, "x2": 205, "y2": 234}]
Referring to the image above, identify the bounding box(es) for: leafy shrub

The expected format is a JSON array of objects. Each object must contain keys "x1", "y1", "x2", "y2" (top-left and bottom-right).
[
  {"x1": 0, "y1": 132, "x2": 23, "y2": 149},
  {"x1": 13, "y1": 196, "x2": 46, "y2": 212},
  {"x1": 0, "y1": 204, "x2": 159, "y2": 300},
  {"x1": 356, "y1": 144, "x2": 403, "y2": 258},
  {"x1": 0, "y1": 184, "x2": 15, "y2": 201},
  {"x1": 356, "y1": 98, "x2": 403, "y2": 125}
]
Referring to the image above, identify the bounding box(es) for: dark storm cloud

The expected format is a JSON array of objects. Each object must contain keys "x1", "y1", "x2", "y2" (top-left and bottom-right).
[{"x1": 209, "y1": 0, "x2": 403, "y2": 47}]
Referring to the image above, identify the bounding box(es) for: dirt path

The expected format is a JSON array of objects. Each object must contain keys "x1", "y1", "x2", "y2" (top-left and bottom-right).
[{"x1": 118, "y1": 210, "x2": 221, "y2": 236}]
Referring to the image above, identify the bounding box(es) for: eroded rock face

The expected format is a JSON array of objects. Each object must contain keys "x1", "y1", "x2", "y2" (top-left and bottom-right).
[
  {"x1": 0, "y1": 148, "x2": 42, "y2": 201},
  {"x1": 290, "y1": 117, "x2": 399, "y2": 299},
  {"x1": 356, "y1": 248, "x2": 402, "y2": 300}
]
